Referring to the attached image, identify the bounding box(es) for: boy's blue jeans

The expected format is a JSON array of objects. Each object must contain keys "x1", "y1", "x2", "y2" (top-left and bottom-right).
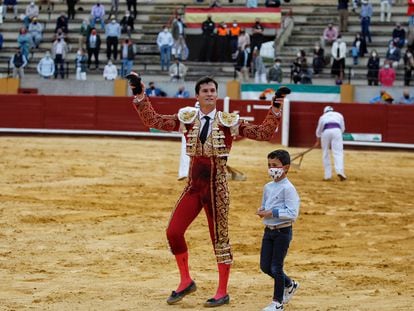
[{"x1": 260, "y1": 226, "x2": 293, "y2": 303}]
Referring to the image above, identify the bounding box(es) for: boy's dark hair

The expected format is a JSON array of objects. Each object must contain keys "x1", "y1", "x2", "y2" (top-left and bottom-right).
[
  {"x1": 195, "y1": 76, "x2": 218, "y2": 95},
  {"x1": 267, "y1": 149, "x2": 291, "y2": 165}
]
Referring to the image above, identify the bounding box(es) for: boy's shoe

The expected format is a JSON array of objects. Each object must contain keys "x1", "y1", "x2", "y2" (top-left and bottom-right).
[
  {"x1": 262, "y1": 301, "x2": 284, "y2": 311},
  {"x1": 283, "y1": 280, "x2": 299, "y2": 304}
]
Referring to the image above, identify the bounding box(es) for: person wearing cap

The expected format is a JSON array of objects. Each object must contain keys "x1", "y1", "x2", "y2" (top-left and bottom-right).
[{"x1": 314, "y1": 105, "x2": 347, "y2": 181}]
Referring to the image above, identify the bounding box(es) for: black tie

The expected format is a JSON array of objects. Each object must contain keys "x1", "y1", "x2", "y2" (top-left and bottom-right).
[{"x1": 199, "y1": 116, "x2": 210, "y2": 144}]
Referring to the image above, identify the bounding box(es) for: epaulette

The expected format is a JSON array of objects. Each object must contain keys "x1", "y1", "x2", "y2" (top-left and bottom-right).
[
  {"x1": 218, "y1": 111, "x2": 240, "y2": 127},
  {"x1": 178, "y1": 107, "x2": 198, "y2": 124}
]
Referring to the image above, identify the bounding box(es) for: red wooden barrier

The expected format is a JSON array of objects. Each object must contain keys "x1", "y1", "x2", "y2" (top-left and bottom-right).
[{"x1": 0, "y1": 95, "x2": 413, "y2": 146}]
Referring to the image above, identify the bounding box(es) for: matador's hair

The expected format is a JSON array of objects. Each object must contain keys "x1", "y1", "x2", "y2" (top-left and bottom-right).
[{"x1": 195, "y1": 76, "x2": 218, "y2": 95}]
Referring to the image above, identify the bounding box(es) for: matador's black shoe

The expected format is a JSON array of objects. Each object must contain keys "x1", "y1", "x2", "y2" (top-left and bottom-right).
[
  {"x1": 204, "y1": 294, "x2": 230, "y2": 307},
  {"x1": 166, "y1": 281, "x2": 197, "y2": 305}
]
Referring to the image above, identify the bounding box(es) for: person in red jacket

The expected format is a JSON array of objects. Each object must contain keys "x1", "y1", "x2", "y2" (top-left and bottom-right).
[
  {"x1": 127, "y1": 73, "x2": 286, "y2": 308},
  {"x1": 408, "y1": 0, "x2": 414, "y2": 25},
  {"x1": 378, "y1": 60, "x2": 396, "y2": 87}
]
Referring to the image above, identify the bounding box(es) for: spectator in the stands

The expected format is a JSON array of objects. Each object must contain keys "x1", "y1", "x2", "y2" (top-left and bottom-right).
[
  {"x1": 90, "y1": 2, "x2": 106, "y2": 30},
  {"x1": 79, "y1": 18, "x2": 92, "y2": 49},
  {"x1": 331, "y1": 35, "x2": 347, "y2": 85},
  {"x1": 216, "y1": 22, "x2": 230, "y2": 62},
  {"x1": 0, "y1": 33, "x2": 3, "y2": 50},
  {"x1": 366, "y1": 49, "x2": 380, "y2": 86},
  {"x1": 291, "y1": 50, "x2": 306, "y2": 84},
  {"x1": 109, "y1": 0, "x2": 119, "y2": 18},
  {"x1": 172, "y1": 14, "x2": 187, "y2": 61},
  {"x1": 103, "y1": 59, "x2": 118, "y2": 80},
  {"x1": 145, "y1": 81, "x2": 167, "y2": 97},
  {"x1": 37, "y1": 51, "x2": 55, "y2": 78},
  {"x1": 385, "y1": 40, "x2": 402, "y2": 68},
  {"x1": 351, "y1": 32, "x2": 367, "y2": 65},
  {"x1": 251, "y1": 18, "x2": 264, "y2": 52},
  {"x1": 252, "y1": 47, "x2": 267, "y2": 83},
  {"x1": 246, "y1": 0, "x2": 258, "y2": 8},
  {"x1": 126, "y1": 0, "x2": 137, "y2": 19},
  {"x1": 392, "y1": 22, "x2": 406, "y2": 49},
  {"x1": 120, "y1": 10, "x2": 134, "y2": 38},
  {"x1": 17, "y1": 27, "x2": 32, "y2": 61},
  {"x1": 10, "y1": 48, "x2": 28, "y2": 79},
  {"x1": 312, "y1": 42, "x2": 325, "y2": 75},
  {"x1": 75, "y1": 48, "x2": 88, "y2": 80},
  {"x1": 51, "y1": 37, "x2": 69, "y2": 79},
  {"x1": 322, "y1": 23, "x2": 338, "y2": 47},
  {"x1": 120, "y1": 38, "x2": 135, "y2": 77},
  {"x1": 86, "y1": 28, "x2": 101, "y2": 70},
  {"x1": 200, "y1": 14, "x2": 215, "y2": 62},
  {"x1": 2, "y1": 0, "x2": 18, "y2": 20},
  {"x1": 174, "y1": 85, "x2": 190, "y2": 98},
  {"x1": 24, "y1": 1, "x2": 39, "y2": 28},
  {"x1": 403, "y1": 48, "x2": 414, "y2": 85},
  {"x1": 169, "y1": 57, "x2": 187, "y2": 82},
  {"x1": 398, "y1": 89, "x2": 414, "y2": 104},
  {"x1": 380, "y1": 0, "x2": 392, "y2": 22},
  {"x1": 265, "y1": 0, "x2": 281, "y2": 7},
  {"x1": 337, "y1": 0, "x2": 349, "y2": 33},
  {"x1": 235, "y1": 44, "x2": 252, "y2": 82},
  {"x1": 238, "y1": 28, "x2": 250, "y2": 51},
  {"x1": 28, "y1": 17, "x2": 43, "y2": 48},
  {"x1": 267, "y1": 58, "x2": 283, "y2": 83},
  {"x1": 408, "y1": 0, "x2": 414, "y2": 26},
  {"x1": 378, "y1": 60, "x2": 396, "y2": 87},
  {"x1": 67, "y1": 0, "x2": 77, "y2": 20},
  {"x1": 105, "y1": 16, "x2": 121, "y2": 61},
  {"x1": 360, "y1": 0, "x2": 373, "y2": 43},
  {"x1": 55, "y1": 13, "x2": 69, "y2": 35},
  {"x1": 157, "y1": 25, "x2": 174, "y2": 71},
  {"x1": 209, "y1": 0, "x2": 221, "y2": 7},
  {"x1": 229, "y1": 20, "x2": 241, "y2": 60}
]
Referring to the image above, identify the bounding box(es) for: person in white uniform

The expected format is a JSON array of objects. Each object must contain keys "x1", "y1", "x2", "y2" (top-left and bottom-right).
[{"x1": 314, "y1": 105, "x2": 347, "y2": 181}]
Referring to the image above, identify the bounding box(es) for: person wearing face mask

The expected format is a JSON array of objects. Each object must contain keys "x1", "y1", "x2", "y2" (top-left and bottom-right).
[
  {"x1": 251, "y1": 18, "x2": 264, "y2": 52},
  {"x1": 235, "y1": 44, "x2": 252, "y2": 82},
  {"x1": 351, "y1": 32, "x2": 367, "y2": 65},
  {"x1": 314, "y1": 106, "x2": 347, "y2": 181},
  {"x1": 105, "y1": 16, "x2": 121, "y2": 61},
  {"x1": 392, "y1": 23, "x2": 406, "y2": 49},
  {"x1": 360, "y1": 0, "x2": 373, "y2": 43},
  {"x1": 29, "y1": 17, "x2": 43, "y2": 49},
  {"x1": 120, "y1": 11, "x2": 134, "y2": 38},
  {"x1": 378, "y1": 60, "x2": 396, "y2": 87},
  {"x1": 398, "y1": 89, "x2": 414, "y2": 104},
  {"x1": 51, "y1": 36, "x2": 69, "y2": 79},
  {"x1": 37, "y1": 51, "x2": 55, "y2": 78},
  {"x1": 24, "y1": 1, "x2": 39, "y2": 28},
  {"x1": 312, "y1": 43, "x2": 325, "y2": 75},
  {"x1": 385, "y1": 40, "x2": 401, "y2": 68},
  {"x1": 366, "y1": 49, "x2": 380, "y2": 85},
  {"x1": 90, "y1": 2, "x2": 106, "y2": 29},
  {"x1": 403, "y1": 48, "x2": 414, "y2": 85},
  {"x1": 200, "y1": 14, "x2": 216, "y2": 62},
  {"x1": 103, "y1": 59, "x2": 118, "y2": 80},
  {"x1": 331, "y1": 35, "x2": 347, "y2": 84},
  {"x1": 229, "y1": 20, "x2": 241, "y2": 60},
  {"x1": 120, "y1": 38, "x2": 135, "y2": 77},
  {"x1": 86, "y1": 28, "x2": 101, "y2": 70},
  {"x1": 55, "y1": 13, "x2": 69, "y2": 35},
  {"x1": 144, "y1": 81, "x2": 166, "y2": 97},
  {"x1": 171, "y1": 15, "x2": 188, "y2": 61},
  {"x1": 268, "y1": 58, "x2": 283, "y2": 83},
  {"x1": 256, "y1": 149, "x2": 300, "y2": 311},
  {"x1": 75, "y1": 48, "x2": 87, "y2": 80},
  {"x1": 322, "y1": 23, "x2": 338, "y2": 47},
  {"x1": 157, "y1": 25, "x2": 174, "y2": 71}
]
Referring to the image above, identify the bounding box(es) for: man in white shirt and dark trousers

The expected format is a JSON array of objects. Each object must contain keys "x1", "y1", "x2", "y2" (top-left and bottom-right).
[
  {"x1": 257, "y1": 149, "x2": 300, "y2": 311},
  {"x1": 314, "y1": 105, "x2": 347, "y2": 181}
]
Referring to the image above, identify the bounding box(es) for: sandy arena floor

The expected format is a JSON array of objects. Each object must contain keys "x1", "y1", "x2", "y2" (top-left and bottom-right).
[{"x1": 0, "y1": 136, "x2": 413, "y2": 311}]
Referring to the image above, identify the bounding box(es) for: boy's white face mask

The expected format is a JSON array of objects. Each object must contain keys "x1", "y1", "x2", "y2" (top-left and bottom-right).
[{"x1": 268, "y1": 167, "x2": 284, "y2": 180}]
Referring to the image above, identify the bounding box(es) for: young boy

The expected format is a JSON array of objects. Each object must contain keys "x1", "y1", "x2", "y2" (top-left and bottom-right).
[{"x1": 257, "y1": 149, "x2": 300, "y2": 311}]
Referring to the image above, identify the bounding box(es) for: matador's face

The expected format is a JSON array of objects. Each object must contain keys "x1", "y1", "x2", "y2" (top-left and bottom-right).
[{"x1": 196, "y1": 82, "x2": 217, "y2": 114}]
